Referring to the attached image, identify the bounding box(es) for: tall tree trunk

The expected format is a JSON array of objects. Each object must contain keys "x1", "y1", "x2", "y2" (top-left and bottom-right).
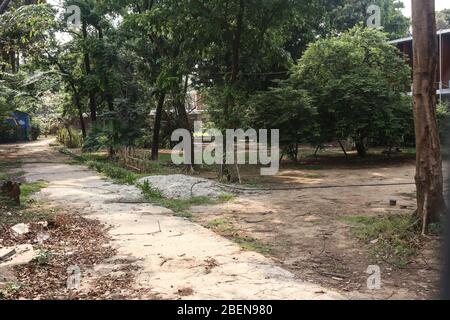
[
  {"x1": 355, "y1": 137, "x2": 366, "y2": 158},
  {"x1": 74, "y1": 93, "x2": 86, "y2": 138},
  {"x1": 412, "y1": 0, "x2": 446, "y2": 234},
  {"x1": 231, "y1": 0, "x2": 244, "y2": 84},
  {"x1": 151, "y1": 92, "x2": 166, "y2": 161},
  {"x1": 82, "y1": 21, "x2": 97, "y2": 123},
  {"x1": 175, "y1": 91, "x2": 194, "y2": 172},
  {"x1": 220, "y1": 0, "x2": 245, "y2": 182}
]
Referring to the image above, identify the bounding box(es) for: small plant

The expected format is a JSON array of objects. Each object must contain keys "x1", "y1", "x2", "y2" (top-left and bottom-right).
[
  {"x1": 206, "y1": 218, "x2": 235, "y2": 234},
  {"x1": 340, "y1": 214, "x2": 421, "y2": 268},
  {"x1": 84, "y1": 159, "x2": 138, "y2": 185},
  {"x1": 20, "y1": 181, "x2": 48, "y2": 206},
  {"x1": 35, "y1": 249, "x2": 52, "y2": 266},
  {"x1": 218, "y1": 194, "x2": 235, "y2": 202},
  {"x1": 140, "y1": 180, "x2": 164, "y2": 199},
  {"x1": 428, "y1": 222, "x2": 443, "y2": 236},
  {"x1": 57, "y1": 127, "x2": 83, "y2": 148},
  {"x1": 30, "y1": 121, "x2": 41, "y2": 141},
  {"x1": 139, "y1": 181, "x2": 231, "y2": 219},
  {"x1": 3, "y1": 282, "x2": 22, "y2": 294},
  {"x1": 206, "y1": 218, "x2": 272, "y2": 254},
  {"x1": 233, "y1": 236, "x2": 272, "y2": 255}
]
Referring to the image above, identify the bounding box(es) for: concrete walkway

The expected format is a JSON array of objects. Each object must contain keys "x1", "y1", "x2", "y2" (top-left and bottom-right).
[{"x1": 8, "y1": 139, "x2": 342, "y2": 299}]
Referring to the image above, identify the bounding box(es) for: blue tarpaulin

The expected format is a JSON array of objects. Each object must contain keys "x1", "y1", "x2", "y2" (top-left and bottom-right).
[{"x1": 0, "y1": 111, "x2": 31, "y2": 142}]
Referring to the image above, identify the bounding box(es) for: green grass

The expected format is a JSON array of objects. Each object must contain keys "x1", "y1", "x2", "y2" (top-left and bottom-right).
[
  {"x1": 233, "y1": 236, "x2": 272, "y2": 255},
  {"x1": 66, "y1": 152, "x2": 138, "y2": 184},
  {"x1": 218, "y1": 194, "x2": 235, "y2": 202},
  {"x1": 20, "y1": 181, "x2": 48, "y2": 206},
  {"x1": 242, "y1": 178, "x2": 265, "y2": 188},
  {"x1": 67, "y1": 151, "x2": 179, "y2": 183},
  {"x1": 139, "y1": 180, "x2": 233, "y2": 219},
  {"x1": 65, "y1": 150, "x2": 234, "y2": 218},
  {"x1": 85, "y1": 160, "x2": 138, "y2": 184},
  {"x1": 205, "y1": 218, "x2": 272, "y2": 255},
  {"x1": 0, "y1": 205, "x2": 58, "y2": 226},
  {"x1": 34, "y1": 249, "x2": 52, "y2": 266},
  {"x1": 339, "y1": 214, "x2": 421, "y2": 268},
  {"x1": 0, "y1": 170, "x2": 25, "y2": 181},
  {"x1": 0, "y1": 170, "x2": 54, "y2": 227},
  {"x1": 0, "y1": 161, "x2": 23, "y2": 169},
  {"x1": 206, "y1": 218, "x2": 235, "y2": 233},
  {"x1": 0, "y1": 165, "x2": 48, "y2": 208}
]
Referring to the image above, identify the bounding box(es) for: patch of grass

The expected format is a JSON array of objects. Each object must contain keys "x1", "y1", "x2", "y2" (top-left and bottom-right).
[
  {"x1": 401, "y1": 147, "x2": 417, "y2": 156},
  {"x1": 0, "y1": 170, "x2": 25, "y2": 181},
  {"x1": 3, "y1": 283, "x2": 22, "y2": 294},
  {"x1": 233, "y1": 236, "x2": 272, "y2": 255},
  {"x1": 67, "y1": 151, "x2": 234, "y2": 216},
  {"x1": 0, "y1": 162, "x2": 57, "y2": 230},
  {"x1": 20, "y1": 181, "x2": 49, "y2": 206},
  {"x1": 0, "y1": 172, "x2": 8, "y2": 180},
  {"x1": 69, "y1": 151, "x2": 178, "y2": 182},
  {"x1": 0, "y1": 161, "x2": 22, "y2": 169},
  {"x1": 75, "y1": 152, "x2": 109, "y2": 162},
  {"x1": 139, "y1": 181, "x2": 232, "y2": 219},
  {"x1": 0, "y1": 206, "x2": 58, "y2": 226},
  {"x1": 243, "y1": 178, "x2": 264, "y2": 188},
  {"x1": 206, "y1": 218, "x2": 235, "y2": 234},
  {"x1": 218, "y1": 193, "x2": 235, "y2": 202},
  {"x1": 0, "y1": 179, "x2": 48, "y2": 211},
  {"x1": 1, "y1": 165, "x2": 53, "y2": 226},
  {"x1": 339, "y1": 214, "x2": 421, "y2": 268},
  {"x1": 428, "y1": 222, "x2": 443, "y2": 236},
  {"x1": 205, "y1": 218, "x2": 271, "y2": 255},
  {"x1": 68, "y1": 151, "x2": 137, "y2": 185},
  {"x1": 34, "y1": 249, "x2": 52, "y2": 266},
  {"x1": 85, "y1": 160, "x2": 138, "y2": 184}
]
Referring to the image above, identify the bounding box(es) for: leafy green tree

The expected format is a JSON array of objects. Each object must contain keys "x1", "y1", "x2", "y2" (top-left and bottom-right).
[
  {"x1": 326, "y1": 0, "x2": 410, "y2": 39},
  {"x1": 292, "y1": 26, "x2": 411, "y2": 157},
  {"x1": 246, "y1": 81, "x2": 316, "y2": 160},
  {"x1": 0, "y1": 1, "x2": 56, "y2": 117},
  {"x1": 437, "y1": 9, "x2": 450, "y2": 30}
]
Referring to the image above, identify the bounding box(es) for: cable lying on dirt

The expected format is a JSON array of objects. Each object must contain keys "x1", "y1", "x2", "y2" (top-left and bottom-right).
[{"x1": 218, "y1": 182, "x2": 416, "y2": 192}]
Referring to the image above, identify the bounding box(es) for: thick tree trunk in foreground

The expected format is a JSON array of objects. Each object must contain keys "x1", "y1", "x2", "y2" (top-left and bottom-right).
[
  {"x1": 151, "y1": 92, "x2": 166, "y2": 161},
  {"x1": 412, "y1": 0, "x2": 446, "y2": 233}
]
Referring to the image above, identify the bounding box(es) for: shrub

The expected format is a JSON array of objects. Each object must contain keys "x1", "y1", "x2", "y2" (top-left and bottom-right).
[
  {"x1": 31, "y1": 122, "x2": 41, "y2": 141},
  {"x1": 57, "y1": 127, "x2": 83, "y2": 148},
  {"x1": 437, "y1": 101, "x2": 450, "y2": 140},
  {"x1": 0, "y1": 121, "x2": 17, "y2": 142},
  {"x1": 82, "y1": 124, "x2": 117, "y2": 153},
  {"x1": 84, "y1": 160, "x2": 138, "y2": 184},
  {"x1": 341, "y1": 214, "x2": 421, "y2": 268}
]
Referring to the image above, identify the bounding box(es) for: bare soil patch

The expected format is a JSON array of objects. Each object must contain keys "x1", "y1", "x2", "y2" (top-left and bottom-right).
[{"x1": 190, "y1": 156, "x2": 443, "y2": 300}]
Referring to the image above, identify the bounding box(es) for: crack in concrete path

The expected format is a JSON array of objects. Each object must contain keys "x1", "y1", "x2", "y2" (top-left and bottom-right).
[{"x1": 16, "y1": 140, "x2": 343, "y2": 299}]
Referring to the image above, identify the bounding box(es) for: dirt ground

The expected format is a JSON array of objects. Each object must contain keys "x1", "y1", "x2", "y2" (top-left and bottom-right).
[
  {"x1": 190, "y1": 153, "x2": 444, "y2": 300},
  {"x1": 1, "y1": 140, "x2": 343, "y2": 300},
  {"x1": 1, "y1": 140, "x2": 444, "y2": 300}
]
